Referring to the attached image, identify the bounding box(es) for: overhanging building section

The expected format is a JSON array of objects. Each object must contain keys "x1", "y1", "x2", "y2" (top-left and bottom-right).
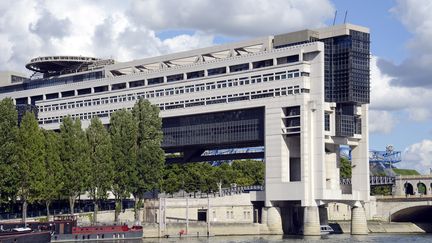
[
  {"x1": 0, "y1": 24, "x2": 370, "y2": 209},
  {"x1": 163, "y1": 107, "x2": 264, "y2": 163}
]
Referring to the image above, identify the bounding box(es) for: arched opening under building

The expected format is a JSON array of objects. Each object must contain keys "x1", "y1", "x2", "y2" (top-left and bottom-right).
[
  {"x1": 404, "y1": 182, "x2": 414, "y2": 195},
  {"x1": 417, "y1": 182, "x2": 427, "y2": 195}
]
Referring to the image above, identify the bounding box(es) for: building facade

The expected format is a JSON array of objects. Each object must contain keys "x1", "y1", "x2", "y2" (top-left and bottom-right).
[{"x1": 0, "y1": 24, "x2": 370, "y2": 235}]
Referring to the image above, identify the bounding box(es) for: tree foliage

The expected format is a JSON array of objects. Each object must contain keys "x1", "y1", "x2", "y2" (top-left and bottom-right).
[
  {"x1": 87, "y1": 117, "x2": 114, "y2": 223},
  {"x1": 60, "y1": 117, "x2": 90, "y2": 215},
  {"x1": 162, "y1": 160, "x2": 265, "y2": 196},
  {"x1": 110, "y1": 109, "x2": 138, "y2": 222},
  {"x1": 40, "y1": 130, "x2": 63, "y2": 219},
  {"x1": 232, "y1": 159, "x2": 265, "y2": 186},
  {"x1": 132, "y1": 98, "x2": 165, "y2": 220},
  {"x1": 132, "y1": 99, "x2": 165, "y2": 197},
  {"x1": 15, "y1": 112, "x2": 46, "y2": 223},
  {"x1": 0, "y1": 98, "x2": 18, "y2": 204},
  {"x1": 340, "y1": 157, "x2": 352, "y2": 179},
  {"x1": 162, "y1": 164, "x2": 184, "y2": 195},
  {"x1": 370, "y1": 185, "x2": 392, "y2": 196}
]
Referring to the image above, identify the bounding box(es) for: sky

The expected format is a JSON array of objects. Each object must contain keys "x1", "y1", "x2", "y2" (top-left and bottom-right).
[{"x1": 0, "y1": 0, "x2": 431, "y2": 173}]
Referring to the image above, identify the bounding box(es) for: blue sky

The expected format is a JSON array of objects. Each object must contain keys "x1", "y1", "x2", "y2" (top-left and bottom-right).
[{"x1": 0, "y1": 0, "x2": 431, "y2": 173}]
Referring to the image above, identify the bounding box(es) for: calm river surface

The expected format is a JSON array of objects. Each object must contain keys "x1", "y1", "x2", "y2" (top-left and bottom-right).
[{"x1": 136, "y1": 234, "x2": 432, "y2": 243}]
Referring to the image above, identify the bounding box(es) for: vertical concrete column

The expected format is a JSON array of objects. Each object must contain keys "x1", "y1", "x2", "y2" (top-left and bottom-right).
[
  {"x1": 303, "y1": 206, "x2": 320, "y2": 236},
  {"x1": 351, "y1": 104, "x2": 370, "y2": 202},
  {"x1": 351, "y1": 202, "x2": 368, "y2": 235},
  {"x1": 264, "y1": 106, "x2": 290, "y2": 206},
  {"x1": 264, "y1": 207, "x2": 283, "y2": 234}
]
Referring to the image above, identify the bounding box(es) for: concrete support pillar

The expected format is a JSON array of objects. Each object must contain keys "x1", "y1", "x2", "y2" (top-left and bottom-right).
[
  {"x1": 351, "y1": 104, "x2": 370, "y2": 202},
  {"x1": 303, "y1": 206, "x2": 320, "y2": 236},
  {"x1": 263, "y1": 207, "x2": 283, "y2": 234},
  {"x1": 351, "y1": 204, "x2": 368, "y2": 235}
]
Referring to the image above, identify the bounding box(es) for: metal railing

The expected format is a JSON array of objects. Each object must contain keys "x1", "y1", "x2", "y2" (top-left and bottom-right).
[{"x1": 340, "y1": 176, "x2": 395, "y2": 185}]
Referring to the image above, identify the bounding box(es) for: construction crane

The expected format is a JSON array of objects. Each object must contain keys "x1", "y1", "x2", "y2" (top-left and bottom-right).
[{"x1": 369, "y1": 145, "x2": 402, "y2": 168}]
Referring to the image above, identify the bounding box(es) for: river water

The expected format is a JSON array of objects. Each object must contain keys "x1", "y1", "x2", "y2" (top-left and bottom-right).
[{"x1": 137, "y1": 234, "x2": 432, "y2": 243}]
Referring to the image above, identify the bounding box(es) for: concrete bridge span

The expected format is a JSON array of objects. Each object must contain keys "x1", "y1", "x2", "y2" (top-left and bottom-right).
[{"x1": 374, "y1": 196, "x2": 432, "y2": 223}]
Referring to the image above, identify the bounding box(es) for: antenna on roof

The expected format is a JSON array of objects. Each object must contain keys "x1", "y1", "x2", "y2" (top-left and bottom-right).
[
  {"x1": 344, "y1": 10, "x2": 348, "y2": 24},
  {"x1": 333, "y1": 10, "x2": 338, "y2": 26}
]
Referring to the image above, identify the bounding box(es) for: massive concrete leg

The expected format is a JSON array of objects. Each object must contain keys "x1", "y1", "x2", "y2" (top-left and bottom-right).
[
  {"x1": 351, "y1": 204, "x2": 368, "y2": 235},
  {"x1": 263, "y1": 207, "x2": 283, "y2": 234},
  {"x1": 303, "y1": 206, "x2": 320, "y2": 236}
]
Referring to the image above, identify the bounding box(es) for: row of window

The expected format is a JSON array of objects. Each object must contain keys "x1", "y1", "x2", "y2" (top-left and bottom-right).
[
  {"x1": 163, "y1": 119, "x2": 260, "y2": 147},
  {"x1": 38, "y1": 69, "x2": 308, "y2": 113},
  {"x1": 113, "y1": 54, "x2": 299, "y2": 83},
  {"x1": 38, "y1": 85, "x2": 308, "y2": 125}
]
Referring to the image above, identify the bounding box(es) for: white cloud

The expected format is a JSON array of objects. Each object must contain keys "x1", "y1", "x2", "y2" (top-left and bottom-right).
[
  {"x1": 369, "y1": 56, "x2": 432, "y2": 134},
  {"x1": 368, "y1": 110, "x2": 396, "y2": 134},
  {"x1": 378, "y1": 0, "x2": 432, "y2": 88},
  {"x1": 127, "y1": 0, "x2": 334, "y2": 37},
  {"x1": 0, "y1": 0, "x2": 334, "y2": 75},
  {"x1": 398, "y1": 140, "x2": 432, "y2": 174}
]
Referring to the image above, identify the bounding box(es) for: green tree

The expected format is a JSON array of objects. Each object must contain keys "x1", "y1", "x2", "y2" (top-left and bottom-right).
[
  {"x1": 183, "y1": 163, "x2": 203, "y2": 197},
  {"x1": 340, "y1": 157, "x2": 352, "y2": 179},
  {"x1": 40, "y1": 130, "x2": 63, "y2": 220},
  {"x1": 132, "y1": 98, "x2": 165, "y2": 220},
  {"x1": 232, "y1": 159, "x2": 265, "y2": 186},
  {"x1": 60, "y1": 117, "x2": 90, "y2": 215},
  {"x1": 15, "y1": 112, "x2": 46, "y2": 224},
  {"x1": 110, "y1": 109, "x2": 138, "y2": 222},
  {"x1": 198, "y1": 163, "x2": 218, "y2": 194},
  {"x1": 86, "y1": 117, "x2": 113, "y2": 224},
  {"x1": 0, "y1": 98, "x2": 18, "y2": 205},
  {"x1": 182, "y1": 163, "x2": 218, "y2": 196},
  {"x1": 214, "y1": 162, "x2": 237, "y2": 188},
  {"x1": 370, "y1": 185, "x2": 392, "y2": 196},
  {"x1": 162, "y1": 164, "x2": 183, "y2": 196}
]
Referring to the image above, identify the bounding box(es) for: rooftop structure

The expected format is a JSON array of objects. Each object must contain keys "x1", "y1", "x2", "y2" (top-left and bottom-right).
[{"x1": 25, "y1": 56, "x2": 115, "y2": 78}]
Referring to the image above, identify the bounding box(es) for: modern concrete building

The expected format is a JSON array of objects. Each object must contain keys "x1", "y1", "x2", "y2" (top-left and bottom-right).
[{"x1": 0, "y1": 24, "x2": 370, "y2": 235}]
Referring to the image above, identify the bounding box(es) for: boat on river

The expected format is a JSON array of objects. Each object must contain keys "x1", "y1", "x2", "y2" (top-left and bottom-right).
[{"x1": 0, "y1": 226, "x2": 51, "y2": 243}]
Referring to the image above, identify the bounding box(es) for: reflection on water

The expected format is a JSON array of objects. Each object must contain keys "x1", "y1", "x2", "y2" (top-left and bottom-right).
[
  {"x1": 97, "y1": 234, "x2": 432, "y2": 243},
  {"x1": 140, "y1": 234, "x2": 432, "y2": 243}
]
